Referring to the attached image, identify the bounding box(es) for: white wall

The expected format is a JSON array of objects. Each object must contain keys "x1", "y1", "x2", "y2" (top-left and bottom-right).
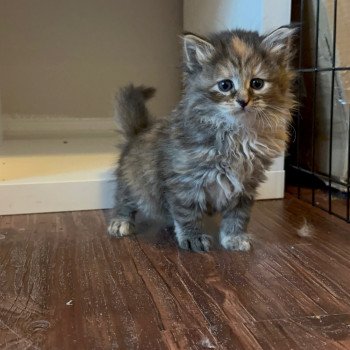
[
  {"x1": 184, "y1": 0, "x2": 262, "y2": 34},
  {"x1": 261, "y1": 0, "x2": 292, "y2": 32},
  {"x1": 0, "y1": 0, "x2": 183, "y2": 119},
  {"x1": 184, "y1": 0, "x2": 291, "y2": 35}
]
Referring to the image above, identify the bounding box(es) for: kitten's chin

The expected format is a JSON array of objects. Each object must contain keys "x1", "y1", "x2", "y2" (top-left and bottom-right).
[
  {"x1": 230, "y1": 109, "x2": 257, "y2": 128},
  {"x1": 215, "y1": 108, "x2": 256, "y2": 128},
  {"x1": 231, "y1": 109, "x2": 255, "y2": 119},
  {"x1": 232, "y1": 109, "x2": 246, "y2": 117}
]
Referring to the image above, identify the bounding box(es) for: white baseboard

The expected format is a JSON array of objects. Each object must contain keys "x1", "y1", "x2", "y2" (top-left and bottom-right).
[
  {"x1": 0, "y1": 169, "x2": 284, "y2": 217},
  {"x1": 256, "y1": 170, "x2": 285, "y2": 200},
  {"x1": 0, "y1": 179, "x2": 116, "y2": 215}
]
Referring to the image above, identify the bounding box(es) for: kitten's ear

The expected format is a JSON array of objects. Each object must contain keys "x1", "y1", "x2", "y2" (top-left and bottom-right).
[
  {"x1": 262, "y1": 26, "x2": 298, "y2": 59},
  {"x1": 183, "y1": 34, "x2": 215, "y2": 70}
]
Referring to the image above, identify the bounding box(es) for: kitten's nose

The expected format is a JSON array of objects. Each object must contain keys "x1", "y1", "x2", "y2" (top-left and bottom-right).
[{"x1": 237, "y1": 99, "x2": 249, "y2": 109}]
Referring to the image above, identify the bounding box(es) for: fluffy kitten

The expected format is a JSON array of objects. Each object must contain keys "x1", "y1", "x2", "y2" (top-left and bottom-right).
[{"x1": 108, "y1": 27, "x2": 297, "y2": 252}]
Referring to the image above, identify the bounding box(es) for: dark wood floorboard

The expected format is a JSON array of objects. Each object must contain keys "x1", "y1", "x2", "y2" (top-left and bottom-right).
[{"x1": 0, "y1": 194, "x2": 350, "y2": 349}]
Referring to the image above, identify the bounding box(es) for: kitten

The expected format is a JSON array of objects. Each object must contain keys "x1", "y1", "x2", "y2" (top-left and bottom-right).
[{"x1": 108, "y1": 27, "x2": 297, "y2": 252}]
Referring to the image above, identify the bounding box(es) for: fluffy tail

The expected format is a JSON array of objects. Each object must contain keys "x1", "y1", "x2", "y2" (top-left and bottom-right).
[{"x1": 114, "y1": 84, "x2": 156, "y2": 139}]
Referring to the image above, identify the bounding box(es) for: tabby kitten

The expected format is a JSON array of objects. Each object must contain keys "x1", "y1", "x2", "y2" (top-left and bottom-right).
[{"x1": 108, "y1": 26, "x2": 297, "y2": 252}]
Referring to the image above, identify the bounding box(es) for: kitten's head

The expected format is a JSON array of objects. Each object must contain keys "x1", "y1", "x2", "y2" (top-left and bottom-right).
[{"x1": 182, "y1": 27, "x2": 297, "y2": 129}]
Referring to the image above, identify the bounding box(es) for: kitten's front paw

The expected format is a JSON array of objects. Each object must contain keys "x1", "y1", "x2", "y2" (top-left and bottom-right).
[
  {"x1": 177, "y1": 234, "x2": 211, "y2": 252},
  {"x1": 107, "y1": 218, "x2": 135, "y2": 237},
  {"x1": 221, "y1": 234, "x2": 251, "y2": 251}
]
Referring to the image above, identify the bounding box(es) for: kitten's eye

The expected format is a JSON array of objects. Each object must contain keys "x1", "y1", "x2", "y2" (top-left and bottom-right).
[
  {"x1": 250, "y1": 78, "x2": 265, "y2": 90},
  {"x1": 217, "y1": 79, "x2": 234, "y2": 92}
]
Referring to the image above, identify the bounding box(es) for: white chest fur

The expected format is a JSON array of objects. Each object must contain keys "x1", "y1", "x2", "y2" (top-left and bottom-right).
[
  {"x1": 204, "y1": 163, "x2": 251, "y2": 211},
  {"x1": 203, "y1": 132, "x2": 267, "y2": 210}
]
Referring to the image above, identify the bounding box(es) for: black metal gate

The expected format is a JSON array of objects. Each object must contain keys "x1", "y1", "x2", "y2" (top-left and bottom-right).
[{"x1": 286, "y1": 0, "x2": 350, "y2": 222}]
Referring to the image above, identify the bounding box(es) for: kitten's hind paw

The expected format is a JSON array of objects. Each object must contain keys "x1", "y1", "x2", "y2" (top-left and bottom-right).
[
  {"x1": 177, "y1": 234, "x2": 211, "y2": 252},
  {"x1": 221, "y1": 234, "x2": 251, "y2": 251},
  {"x1": 107, "y1": 218, "x2": 135, "y2": 238}
]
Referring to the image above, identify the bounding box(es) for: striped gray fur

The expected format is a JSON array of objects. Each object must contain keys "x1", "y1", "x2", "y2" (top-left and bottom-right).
[{"x1": 108, "y1": 27, "x2": 297, "y2": 252}]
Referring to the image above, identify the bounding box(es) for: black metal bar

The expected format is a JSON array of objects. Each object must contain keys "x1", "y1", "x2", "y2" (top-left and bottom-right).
[
  {"x1": 311, "y1": 0, "x2": 320, "y2": 206},
  {"x1": 299, "y1": 66, "x2": 350, "y2": 73},
  {"x1": 290, "y1": 165, "x2": 348, "y2": 188},
  {"x1": 292, "y1": 188, "x2": 348, "y2": 221},
  {"x1": 347, "y1": 107, "x2": 350, "y2": 222},
  {"x1": 328, "y1": 0, "x2": 338, "y2": 215},
  {"x1": 298, "y1": 0, "x2": 304, "y2": 78},
  {"x1": 320, "y1": 208, "x2": 347, "y2": 221},
  {"x1": 316, "y1": 205, "x2": 347, "y2": 221},
  {"x1": 296, "y1": 0, "x2": 305, "y2": 200}
]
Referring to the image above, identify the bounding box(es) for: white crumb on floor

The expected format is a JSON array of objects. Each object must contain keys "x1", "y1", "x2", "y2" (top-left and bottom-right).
[
  {"x1": 66, "y1": 300, "x2": 73, "y2": 306},
  {"x1": 200, "y1": 338, "x2": 215, "y2": 348},
  {"x1": 296, "y1": 218, "x2": 314, "y2": 237},
  {"x1": 309, "y1": 315, "x2": 322, "y2": 319}
]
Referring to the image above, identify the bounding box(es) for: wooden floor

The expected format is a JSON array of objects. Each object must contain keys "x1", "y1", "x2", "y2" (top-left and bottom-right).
[{"x1": 1, "y1": 195, "x2": 350, "y2": 350}]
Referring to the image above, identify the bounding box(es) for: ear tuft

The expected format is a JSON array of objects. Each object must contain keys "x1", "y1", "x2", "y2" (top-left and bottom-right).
[
  {"x1": 262, "y1": 26, "x2": 298, "y2": 57},
  {"x1": 183, "y1": 34, "x2": 215, "y2": 70}
]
